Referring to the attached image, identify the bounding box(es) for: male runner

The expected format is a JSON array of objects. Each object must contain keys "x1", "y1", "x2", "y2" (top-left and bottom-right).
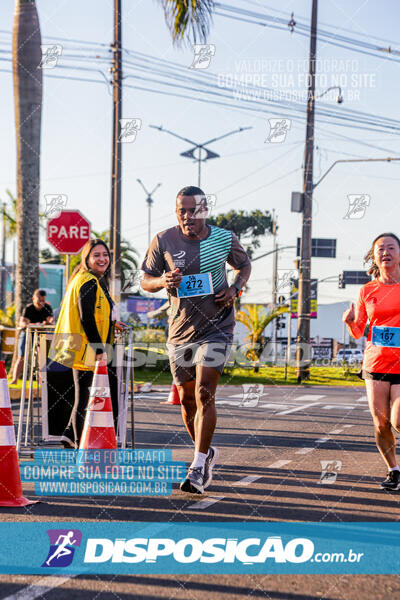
[{"x1": 141, "y1": 186, "x2": 251, "y2": 494}]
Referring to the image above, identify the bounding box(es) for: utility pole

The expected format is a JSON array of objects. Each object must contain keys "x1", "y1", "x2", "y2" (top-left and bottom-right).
[
  {"x1": 296, "y1": 0, "x2": 318, "y2": 383},
  {"x1": 271, "y1": 211, "x2": 278, "y2": 363},
  {"x1": 109, "y1": 0, "x2": 122, "y2": 313}
]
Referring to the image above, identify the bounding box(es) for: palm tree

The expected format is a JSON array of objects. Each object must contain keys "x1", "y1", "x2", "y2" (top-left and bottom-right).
[
  {"x1": 12, "y1": 0, "x2": 42, "y2": 318},
  {"x1": 158, "y1": 0, "x2": 214, "y2": 44},
  {"x1": 236, "y1": 304, "x2": 289, "y2": 368}
]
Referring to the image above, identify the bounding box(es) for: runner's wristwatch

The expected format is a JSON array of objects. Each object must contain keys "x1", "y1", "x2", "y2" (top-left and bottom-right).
[{"x1": 232, "y1": 281, "x2": 243, "y2": 298}]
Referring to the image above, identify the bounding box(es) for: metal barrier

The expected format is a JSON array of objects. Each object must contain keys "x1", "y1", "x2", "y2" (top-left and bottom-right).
[{"x1": 16, "y1": 324, "x2": 135, "y2": 455}]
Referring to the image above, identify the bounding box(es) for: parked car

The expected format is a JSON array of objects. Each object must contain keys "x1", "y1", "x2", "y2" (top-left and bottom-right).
[{"x1": 335, "y1": 349, "x2": 363, "y2": 365}]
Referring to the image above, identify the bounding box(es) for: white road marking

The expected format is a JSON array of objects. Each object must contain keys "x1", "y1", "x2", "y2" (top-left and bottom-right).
[
  {"x1": 330, "y1": 429, "x2": 343, "y2": 434},
  {"x1": 322, "y1": 405, "x2": 356, "y2": 410},
  {"x1": 268, "y1": 460, "x2": 292, "y2": 468},
  {"x1": 2, "y1": 575, "x2": 78, "y2": 600},
  {"x1": 277, "y1": 402, "x2": 321, "y2": 416},
  {"x1": 342, "y1": 424, "x2": 354, "y2": 428},
  {"x1": 356, "y1": 396, "x2": 367, "y2": 402},
  {"x1": 315, "y1": 437, "x2": 329, "y2": 444},
  {"x1": 292, "y1": 395, "x2": 326, "y2": 401},
  {"x1": 136, "y1": 394, "x2": 168, "y2": 400},
  {"x1": 189, "y1": 496, "x2": 225, "y2": 510},
  {"x1": 228, "y1": 393, "x2": 268, "y2": 399},
  {"x1": 295, "y1": 447, "x2": 314, "y2": 455},
  {"x1": 215, "y1": 400, "x2": 244, "y2": 406},
  {"x1": 235, "y1": 475, "x2": 262, "y2": 486},
  {"x1": 259, "y1": 403, "x2": 292, "y2": 410}
]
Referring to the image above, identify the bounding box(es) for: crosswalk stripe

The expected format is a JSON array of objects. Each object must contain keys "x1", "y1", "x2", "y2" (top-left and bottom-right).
[
  {"x1": 2, "y1": 575, "x2": 78, "y2": 600},
  {"x1": 277, "y1": 402, "x2": 320, "y2": 416},
  {"x1": 234, "y1": 475, "x2": 262, "y2": 486},
  {"x1": 268, "y1": 460, "x2": 292, "y2": 468},
  {"x1": 189, "y1": 496, "x2": 225, "y2": 510},
  {"x1": 295, "y1": 447, "x2": 314, "y2": 455}
]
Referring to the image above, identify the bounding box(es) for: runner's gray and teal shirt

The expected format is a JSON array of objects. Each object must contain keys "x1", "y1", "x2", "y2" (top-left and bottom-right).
[{"x1": 141, "y1": 225, "x2": 250, "y2": 344}]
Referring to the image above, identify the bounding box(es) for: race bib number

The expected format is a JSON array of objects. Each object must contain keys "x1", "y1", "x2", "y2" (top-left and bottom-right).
[
  {"x1": 372, "y1": 326, "x2": 400, "y2": 348},
  {"x1": 177, "y1": 273, "x2": 213, "y2": 298}
]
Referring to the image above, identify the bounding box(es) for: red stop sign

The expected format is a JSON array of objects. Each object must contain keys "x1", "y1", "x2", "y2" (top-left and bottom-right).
[{"x1": 47, "y1": 210, "x2": 91, "y2": 254}]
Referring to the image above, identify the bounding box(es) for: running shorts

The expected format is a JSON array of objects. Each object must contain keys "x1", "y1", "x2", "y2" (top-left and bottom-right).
[
  {"x1": 167, "y1": 336, "x2": 233, "y2": 385},
  {"x1": 361, "y1": 370, "x2": 400, "y2": 385}
]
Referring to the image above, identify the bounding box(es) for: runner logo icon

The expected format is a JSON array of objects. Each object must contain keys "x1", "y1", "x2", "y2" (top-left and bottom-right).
[
  {"x1": 173, "y1": 251, "x2": 186, "y2": 267},
  {"x1": 42, "y1": 529, "x2": 82, "y2": 567}
]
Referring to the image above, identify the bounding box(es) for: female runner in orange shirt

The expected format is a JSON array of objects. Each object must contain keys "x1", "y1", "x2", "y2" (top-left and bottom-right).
[{"x1": 343, "y1": 232, "x2": 400, "y2": 491}]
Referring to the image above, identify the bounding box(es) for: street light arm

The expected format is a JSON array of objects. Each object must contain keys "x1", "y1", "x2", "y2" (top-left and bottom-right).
[
  {"x1": 315, "y1": 86, "x2": 342, "y2": 101},
  {"x1": 252, "y1": 246, "x2": 296, "y2": 262},
  {"x1": 149, "y1": 124, "x2": 197, "y2": 146},
  {"x1": 150, "y1": 183, "x2": 162, "y2": 196},
  {"x1": 200, "y1": 126, "x2": 253, "y2": 147},
  {"x1": 136, "y1": 178, "x2": 150, "y2": 196},
  {"x1": 313, "y1": 157, "x2": 400, "y2": 190}
]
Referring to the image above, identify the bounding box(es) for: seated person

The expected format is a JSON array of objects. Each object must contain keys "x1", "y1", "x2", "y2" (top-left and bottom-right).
[{"x1": 10, "y1": 289, "x2": 54, "y2": 384}]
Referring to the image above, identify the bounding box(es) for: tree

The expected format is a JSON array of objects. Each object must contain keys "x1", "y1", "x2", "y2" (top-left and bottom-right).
[
  {"x1": 157, "y1": 0, "x2": 214, "y2": 44},
  {"x1": 208, "y1": 210, "x2": 273, "y2": 258},
  {"x1": 235, "y1": 303, "x2": 289, "y2": 368},
  {"x1": 2, "y1": 190, "x2": 17, "y2": 240},
  {"x1": 12, "y1": 0, "x2": 42, "y2": 319}
]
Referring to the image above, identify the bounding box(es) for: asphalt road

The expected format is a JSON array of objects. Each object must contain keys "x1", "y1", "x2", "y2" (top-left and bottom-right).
[{"x1": 1, "y1": 384, "x2": 399, "y2": 599}]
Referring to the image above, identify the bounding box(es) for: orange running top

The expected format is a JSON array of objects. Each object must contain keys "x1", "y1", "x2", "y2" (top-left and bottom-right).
[{"x1": 354, "y1": 278, "x2": 400, "y2": 373}]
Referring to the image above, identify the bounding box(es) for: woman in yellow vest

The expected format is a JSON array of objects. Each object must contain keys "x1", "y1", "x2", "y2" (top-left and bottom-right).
[{"x1": 50, "y1": 239, "x2": 124, "y2": 448}]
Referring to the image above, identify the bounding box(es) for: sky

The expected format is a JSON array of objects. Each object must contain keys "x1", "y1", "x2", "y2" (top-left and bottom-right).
[{"x1": 0, "y1": 0, "x2": 399, "y2": 306}]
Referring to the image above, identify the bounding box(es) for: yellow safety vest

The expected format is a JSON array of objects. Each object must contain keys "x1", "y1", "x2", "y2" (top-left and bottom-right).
[{"x1": 49, "y1": 271, "x2": 112, "y2": 371}]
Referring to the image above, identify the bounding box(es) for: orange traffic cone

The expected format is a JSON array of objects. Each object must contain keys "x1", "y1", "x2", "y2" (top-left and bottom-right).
[
  {"x1": 162, "y1": 383, "x2": 181, "y2": 405},
  {"x1": 0, "y1": 361, "x2": 37, "y2": 506},
  {"x1": 79, "y1": 359, "x2": 117, "y2": 450}
]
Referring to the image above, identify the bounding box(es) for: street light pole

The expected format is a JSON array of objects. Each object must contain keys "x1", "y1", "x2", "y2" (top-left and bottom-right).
[
  {"x1": 110, "y1": 0, "x2": 122, "y2": 313},
  {"x1": 313, "y1": 156, "x2": 400, "y2": 190},
  {"x1": 149, "y1": 125, "x2": 252, "y2": 188},
  {"x1": 271, "y1": 211, "x2": 278, "y2": 363},
  {"x1": 296, "y1": 0, "x2": 318, "y2": 383},
  {"x1": 136, "y1": 179, "x2": 162, "y2": 247}
]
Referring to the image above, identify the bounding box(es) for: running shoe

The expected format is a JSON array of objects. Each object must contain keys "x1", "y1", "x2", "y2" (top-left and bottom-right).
[
  {"x1": 180, "y1": 467, "x2": 204, "y2": 494},
  {"x1": 203, "y1": 446, "x2": 219, "y2": 489},
  {"x1": 381, "y1": 470, "x2": 400, "y2": 490}
]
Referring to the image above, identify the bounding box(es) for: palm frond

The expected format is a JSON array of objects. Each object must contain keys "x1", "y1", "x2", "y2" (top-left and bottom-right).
[{"x1": 157, "y1": 0, "x2": 214, "y2": 45}]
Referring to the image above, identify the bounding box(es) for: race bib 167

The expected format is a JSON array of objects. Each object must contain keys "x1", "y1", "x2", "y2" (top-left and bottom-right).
[{"x1": 372, "y1": 326, "x2": 400, "y2": 348}]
